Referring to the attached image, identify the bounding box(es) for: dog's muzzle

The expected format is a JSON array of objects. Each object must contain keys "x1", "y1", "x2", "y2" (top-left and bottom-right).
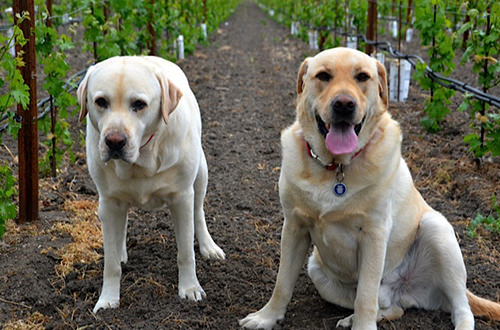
[
  {"x1": 331, "y1": 94, "x2": 356, "y2": 124},
  {"x1": 315, "y1": 94, "x2": 365, "y2": 156},
  {"x1": 315, "y1": 94, "x2": 364, "y2": 138},
  {"x1": 104, "y1": 130, "x2": 128, "y2": 160}
]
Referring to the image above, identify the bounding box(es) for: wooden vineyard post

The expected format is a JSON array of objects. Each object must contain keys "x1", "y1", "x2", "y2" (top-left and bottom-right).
[
  {"x1": 480, "y1": 4, "x2": 491, "y2": 151},
  {"x1": 14, "y1": 0, "x2": 39, "y2": 223},
  {"x1": 47, "y1": 0, "x2": 57, "y2": 177},
  {"x1": 365, "y1": 0, "x2": 377, "y2": 55},
  {"x1": 344, "y1": 0, "x2": 349, "y2": 45},
  {"x1": 90, "y1": 4, "x2": 98, "y2": 61},
  {"x1": 147, "y1": 0, "x2": 156, "y2": 55},
  {"x1": 406, "y1": 0, "x2": 413, "y2": 26},
  {"x1": 462, "y1": 14, "x2": 470, "y2": 50},
  {"x1": 430, "y1": 5, "x2": 437, "y2": 105},
  {"x1": 397, "y1": 0, "x2": 402, "y2": 101},
  {"x1": 203, "y1": 0, "x2": 207, "y2": 23}
]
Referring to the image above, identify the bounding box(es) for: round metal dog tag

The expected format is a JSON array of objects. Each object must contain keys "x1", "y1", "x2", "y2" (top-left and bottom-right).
[{"x1": 333, "y1": 182, "x2": 347, "y2": 196}]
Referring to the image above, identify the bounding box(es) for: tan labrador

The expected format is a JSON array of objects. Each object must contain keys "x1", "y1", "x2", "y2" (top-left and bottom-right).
[
  {"x1": 77, "y1": 56, "x2": 225, "y2": 313},
  {"x1": 240, "y1": 48, "x2": 500, "y2": 330}
]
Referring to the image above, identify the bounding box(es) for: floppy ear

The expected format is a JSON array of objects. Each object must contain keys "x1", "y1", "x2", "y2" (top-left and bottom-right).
[
  {"x1": 77, "y1": 65, "x2": 95, "y2": 122},
  {"x1": 376, "y1": 60, "x2": 388, "y2": 107},
  {"x1": 156, "y1": 72, "x2": 183, "y2": 125},
  {"x1": 297, "y1": 57, "x2": 310, "y2": 95}
]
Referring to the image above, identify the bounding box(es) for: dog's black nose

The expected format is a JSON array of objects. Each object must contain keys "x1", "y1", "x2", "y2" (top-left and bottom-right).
[
  {"x1": 105, "y1": 131, "x2": 127, "y2": 152},
  {"x1": 331, "y1": 95, "x2": 356, "y2": 120}
]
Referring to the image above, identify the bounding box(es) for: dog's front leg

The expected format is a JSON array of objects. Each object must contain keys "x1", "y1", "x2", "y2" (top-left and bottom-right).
[
  {"x1": 168, "y1": 189, "x2": 205, "y2": 301},
  {"x1": 94, "y1": 197, "x2": 129, "y2": 313},
  {"x1": 240, "y1": 211, "x2": 311, "y2": 330},
  {"x1": 338, "y1": 214, "x2": 391, "y2": 330}
]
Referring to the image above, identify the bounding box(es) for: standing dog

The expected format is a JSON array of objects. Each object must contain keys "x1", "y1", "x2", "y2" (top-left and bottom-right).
[
  {"x1": 240, "y1": 48, "x2": 500, "y2": 330},
  {"x1": 77, "y1": 56, "x2": 225, "y2": 313}
]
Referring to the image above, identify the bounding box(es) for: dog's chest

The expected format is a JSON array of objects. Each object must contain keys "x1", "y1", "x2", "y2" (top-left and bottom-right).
[
  {"x1": 110, "y1": 178, "x2": 171, "y2": 209},
  {"x1": 310, "y1": 217, "x2": 364, "y2": 282},
  {"x1": 96, "y1": 165, "x2": 186, "y2": 210}
]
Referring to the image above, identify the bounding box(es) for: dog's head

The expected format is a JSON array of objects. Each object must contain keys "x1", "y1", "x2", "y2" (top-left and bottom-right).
[
  {"x1": 77, "y1": 56, "x2": 182, "y2": 163},
  {"x1": 296, "y1": 47, "x2": 388, "y2": 159}
]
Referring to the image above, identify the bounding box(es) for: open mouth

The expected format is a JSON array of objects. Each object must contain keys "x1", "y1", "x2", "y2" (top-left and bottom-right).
[
  {"x1": 315, "y1": 114, "x2": 364, "y2": 137},
  {"x1": 315, "y1": 113, "x2": 364, "y2": 155}
]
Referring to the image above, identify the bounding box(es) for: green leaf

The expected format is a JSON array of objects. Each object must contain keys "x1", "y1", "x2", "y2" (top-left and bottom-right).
[{"x1": 11, "y1": 85, "x2": 30, "y2": 109}]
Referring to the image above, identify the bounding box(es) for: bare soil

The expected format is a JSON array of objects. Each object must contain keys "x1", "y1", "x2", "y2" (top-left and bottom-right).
[{"x1": 1, "y1": 1, "x2": 499, "y2": 329}]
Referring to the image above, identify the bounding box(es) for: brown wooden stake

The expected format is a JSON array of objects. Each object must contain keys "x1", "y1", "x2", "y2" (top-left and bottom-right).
[
  {"x1": 406, "y1": 0, "x2": 412, "y2": 26},
  {"x1": 344, "y1": 0, "x2": 349, "y2": 45},
  {"x1": 397, "y1": 0, "x2": 402, "y2": 101},
  {"x1": 203, "y1": 0, "x2": 207, "y2": 23},
  {"x1": 480, "y1": 4, "x2": 491, "y2": 150},
  {"x1": 14, "y1": 0, "x2": 39, "y2": 223},
  {"x1": 333, "y1": 3, "x2": 338, "y2": 44},
  {"x1": 47, "y1": 0, "x2": 57, "y2": 177},
  {"x1": 147, "y1": 0, "x2": 156, "y2": 55},
  {"x1": 365, "y1": 0, "x2": 377, "y2": 55},
  {"x1": 46, "y1": 0, "x2": 52, "y2": 26},
  {"x1": 462, "y1": 14, "x2": 470, "y2": 50},
  {"x1": 430, "y1": 5, "x2": 437, "y2": 104},
  {"x1": 91, "y1": 5, "x2": 98, "y2": 61},
  {"x1": 49, "y1": 97, "x2": 57, "y2": 177}
]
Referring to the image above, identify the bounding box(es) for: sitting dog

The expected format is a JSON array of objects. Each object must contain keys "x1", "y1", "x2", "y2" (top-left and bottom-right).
[
  {"x1": 240, "y1": 47, "x2": 500, "y2": 330},
  {"x1": 77, "y1": 56, "x2": 225, "y2": 313}
]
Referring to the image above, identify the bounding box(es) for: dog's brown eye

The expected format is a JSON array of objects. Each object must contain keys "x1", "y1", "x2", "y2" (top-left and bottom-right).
[
  {"x1": 132, "y1": 100, "x2": 147, "y2": 112},
  {"x1": 315, "y1": 71, "x2": 331, "y2": 82},
  {"x1": 355, "y1": 72, "x2": 370, "y2": 82},
  {"x1": 95, "y1": 97, "x2": 108, "y2": 108}
]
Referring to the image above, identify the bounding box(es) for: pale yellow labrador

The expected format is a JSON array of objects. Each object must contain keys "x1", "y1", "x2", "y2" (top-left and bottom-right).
[
  {"x1": 240, "y1": 48, "x2": 500, "y2": 330},
  {"x1": 77, "y1": 56, "x2": 225, "y2": 313}
]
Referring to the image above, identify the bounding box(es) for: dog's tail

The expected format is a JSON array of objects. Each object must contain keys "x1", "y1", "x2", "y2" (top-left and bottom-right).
[{"x1": 467, "y1": 290, "x2": 500, "y2": 320}]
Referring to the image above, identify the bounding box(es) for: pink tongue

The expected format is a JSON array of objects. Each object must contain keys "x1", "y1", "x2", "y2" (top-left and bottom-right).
[{"x1": 325, "y1": 124, "x2": 358, "y2": 155}]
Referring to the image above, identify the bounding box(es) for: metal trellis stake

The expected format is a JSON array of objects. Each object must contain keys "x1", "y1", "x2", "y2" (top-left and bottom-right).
[{"x1": 14, "y1": 0, "x2": 39, "y2": 223}]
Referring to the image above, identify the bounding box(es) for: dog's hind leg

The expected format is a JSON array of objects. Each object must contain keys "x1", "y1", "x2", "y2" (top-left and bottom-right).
[
  {"x1": 94, "y1": 198, "x2": 129, "y2": 313},
  {"x1": 307, "y1": 248, "x2": 356, "y2": 309},
  {"x1": 416, "y1": 211, "x2": 474, "y2": 330},
  {"x1": 193, "y1": 152, "x2": 225, "y2": 260}
]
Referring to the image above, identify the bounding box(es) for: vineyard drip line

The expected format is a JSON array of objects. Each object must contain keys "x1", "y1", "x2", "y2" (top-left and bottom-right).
[
  {"x1": 361, "y1": 36, "x2": 500, "y2": 108},
  {"x1": 263, "y1": 4, "x2": 500, "y2": 109}
]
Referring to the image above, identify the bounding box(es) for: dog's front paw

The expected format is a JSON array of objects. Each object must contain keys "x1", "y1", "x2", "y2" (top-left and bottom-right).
[
  {"x1": 93, "y1": 296, "x2": 120, "y2": 313},
  {"x1": 200, "y1": 239, "x2": 226, "y2": 260},
  {"x1": 336, "y1": 314, "x2": 377, "y2": 330},
  {"x1": 178, "y1": 282, "x2": 206, "y2": 301},
  {"x1": 352, "y1": 323, "x2": 376, "y2": 330},
  {"x1": 336, "y1": 314, "x2": 353, "y2": 328},
  {"x1": 239, "y1": 308, "x2": 284, "y2": 330}
]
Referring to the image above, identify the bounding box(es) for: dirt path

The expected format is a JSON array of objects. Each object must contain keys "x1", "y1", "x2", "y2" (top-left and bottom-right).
[{"x1": 1, "y1": 1, "x2": 499, "y2": 329}]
